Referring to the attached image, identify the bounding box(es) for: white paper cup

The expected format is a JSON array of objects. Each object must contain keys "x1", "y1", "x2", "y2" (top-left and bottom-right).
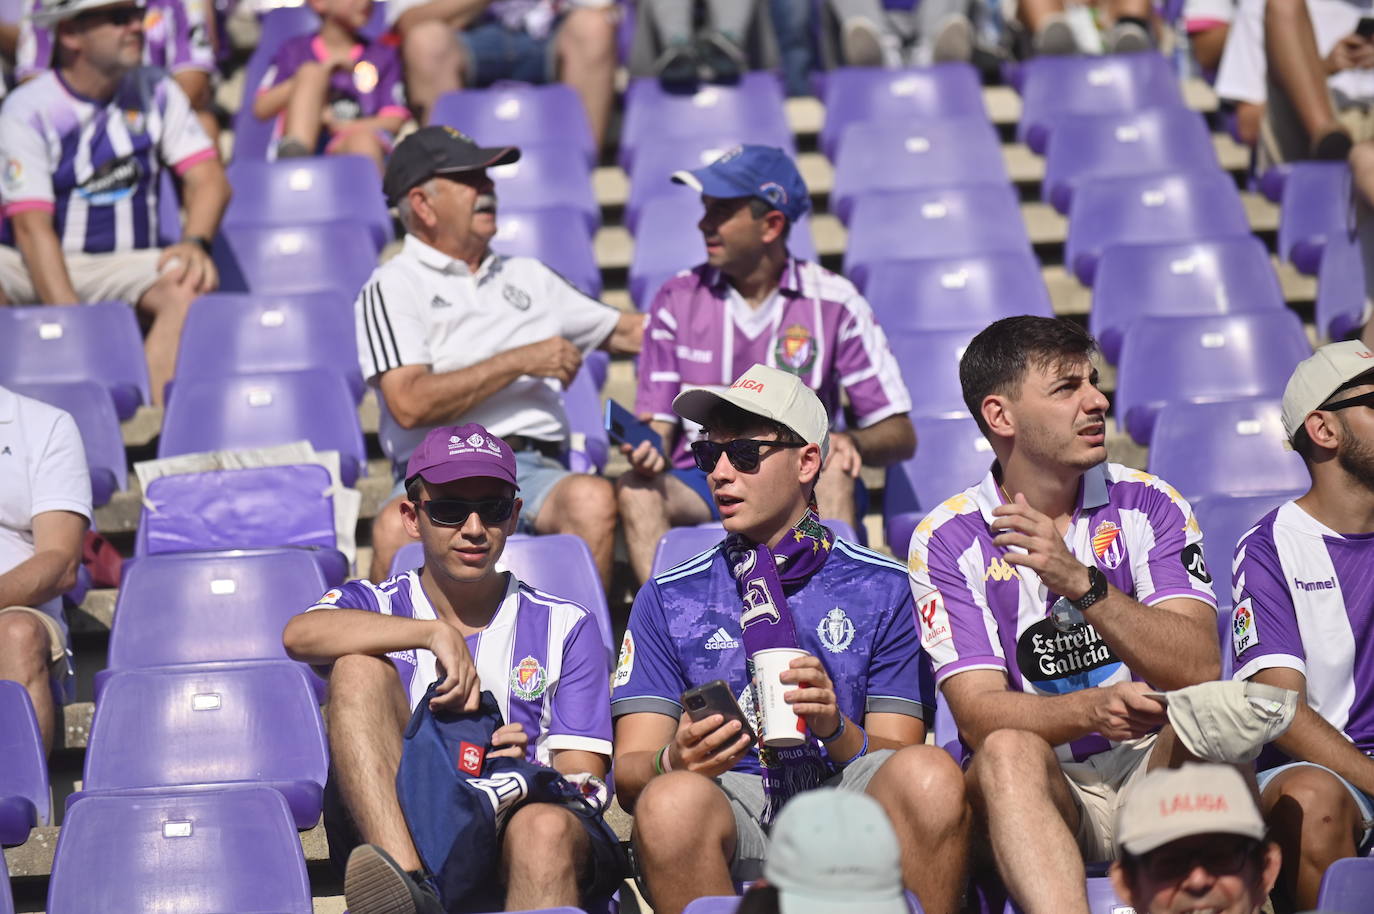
[{"x1": 753, "y1": 647, "x2": 807, "y2": 748}]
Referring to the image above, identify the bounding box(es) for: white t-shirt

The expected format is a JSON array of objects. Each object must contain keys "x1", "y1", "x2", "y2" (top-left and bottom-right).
[
  {"x1": 354, "y1": 234, "x2": 621, "y2": 463},
  {"x1": 1215, "y1": 0, "x2": 1374, "y2": 105},
  {"x1": 0, "y1": 386, "x2": 93, "y2": 626}
]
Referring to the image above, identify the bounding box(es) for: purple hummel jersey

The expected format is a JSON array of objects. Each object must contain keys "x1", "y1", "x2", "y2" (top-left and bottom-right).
[
  {"x1": 17, "y1": 0, "x2": 215, "y2": 82},
  {"x1": 637, "y1": 258, "x2": 912, "y2": 469},
  {"x1": 1231, "y1": 501, "x2": 1374, "y2": 757},
  {"x1": 611, "y1": 537, "x2": 935, "y2": 777},
  {"x1": 306, "y1": 570, "x2": 612, "y2": 764},
  {"x1": 910, "y1": 463, "x2": 1217, "y2": 763}
]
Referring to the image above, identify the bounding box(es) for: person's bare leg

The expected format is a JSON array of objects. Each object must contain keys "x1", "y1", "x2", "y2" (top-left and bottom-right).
[
  {"x1": 327, "y1": 653, "x2": 423, "y2": 869},
  {"x1": 866, "y1": 745, "x2": 972, "y2": 914},
  {"x1": 402, "y1": 20, "x2": 465, "y2": 121},
  {"x1": 966, "y1": 728, "x2": 1090, "y2": 914},
  {"x1": 1191, "y1": 24, "x2": 1229, "y2": 72},
  {"x1": 555, "y1": 7, "x2": 616, "y2": 152},
  {"x1": 501, "y1": 803, "x2": 590, "y2": 910},
  {"x1": 0, "y1": 613, "x2": 55, "y2": 754},
  {"x1": 1262, "y1": 765, "x2": 1363, "y2": 912},
  {"x1": 1018, "y1": 0, "x2": 1066, "y2": 37},
  {"x1": 281, "y1": 60, "x2": 333, "y2": 151},
  {"x1": 813, "y1": 461, "x2": 857, "y2": 531},
  {"x1": 369, "y1": 494, "x2": 415, "y2": 584},
  {"x1": 1265, "y1": 0, "x2": 1345, "y2": 146},
  {"x1": 534, "y1": 473, "x2": 618, "y2": 590},
  {"x1": 331, "y1": 128, "x2": 389, "y2": 175},
  {"x1": 631, "y1": 771, "x2": 739, "y2": 914},
  {"x1": 136, "y1": 271, "x2": 197, "y2": 406},
  {"x1": 615, "y1": 471, "x2": 714, "y2": 585}
]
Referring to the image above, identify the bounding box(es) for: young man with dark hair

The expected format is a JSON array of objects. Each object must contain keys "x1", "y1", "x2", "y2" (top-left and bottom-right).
[
  {"x1": 613, "y1": 362, "x2": 970, "y2": 914},
  {"x1": 1229, "y1": 340, "x2": 1374, "y2": 911},
  {"x1": 910, "y1": 315, "x2": 1221, "y2": 914}
]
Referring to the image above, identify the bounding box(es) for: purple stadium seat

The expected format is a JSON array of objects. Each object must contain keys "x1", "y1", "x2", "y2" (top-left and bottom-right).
[
  {"x1": 1042, "y1": 107, "x2": 1218, "y2": 214},
  {"x1": 818, "y1": 64, "x2": 987, "y2": 161},
  {"x1": 862, "y1": 253, "x2": 1053, "y2": 332},
  {"x1": 884, "y1": 416, "x2": 991, "y2": 558},
  {"x1": 1090, "y1": 237, "x2": 1287, "y2": 364},
  {"x1": 831, "y1": 117, "x2": 1009, "y2": 224},
  {"x1": 1114, "y1": 311, "x2": 1312, "y2": 445},
  {"x1": 650, "y1": 526, "x2": 724, "y2": 577},
  {"x1": 229, "y1": 6, "x2": 325, "y2": 162},
  {"x1": 490, "y1": 145, "x2": 600, "y2": 233},
  {"x1": 844, "y1": 186, "x2": 1032, "y2": 288},
  {"x1": 564, "y1": 364, "x2": 610, "y2": 473},
  {"x1": 1316, "y1": 855, "x2": 1374, "y2": 913},
  {"x1": 77, "y1": 661, "x2": 329, "y2": 829},
  {"x1": 1315, "y1": 231, "x2": 1370, "y2": 342},
  {"x1": 1147, "y1": 399, "x2": 1310, "y2": 503},
  {"x1": 1259, "y1": 163, "x2": 1291, "y2": 203},
  {"x1": 885, "y1": 327, "x2": 979, "y2": 419},
  {"x1": 175, "y1": 291, "x2": 363, "y2": 402},
  {"x1": 0, "y1": 681, "x2": 48, "y2": 845},
  {"x1": 1085, "y1": 877, "x2": 1126, "y2": 912},
  {"x1": 48, "y1": 787, "x2": 312, "y2": 913},
  {"x1": 493, "y1": 207, "x2": 602, "y2": 298},
  {"x1": 682, "y1": 899, "x2": 738, "y2": 914},
  {"x1": 96, "y1": 550, "x2": 330, "y2": 702},
  {"x1": 619, "y1": 73, "x2": 791, "y2": 172},
  {"x1": 1065, "y1": 171, "x2": 1252, "y2": 286},
  {"x1": 0, "y1": 852, "x2": 11, "y2": 914},
  {"x1": 213, "y1": 222, "x2": 377, "y2": 299},
  {"x1": 9, "y1": 380, "x2": 127, "y2": 507},
  {"x1": 159, "y1": 369, "x2": 366, "y2": 486},
  {"x1": 1016, "y1": 52, "x2": 1185, "y2": 153},
  {"x1": 429, "y1": 83, "x2": 597, "y2": 170},
  {"x1": 0, "y1": 302, "x2": 150, "y2": 420},
  {"x1": 1193, "y1": 491, "x2": 1302, "y2": 614},
  {"x1": 1278, "y1": 161, "x2": 1352, "y2": 275},
  {"x1": 221, "y1": 158, "x2": 392, "y2": 251}
]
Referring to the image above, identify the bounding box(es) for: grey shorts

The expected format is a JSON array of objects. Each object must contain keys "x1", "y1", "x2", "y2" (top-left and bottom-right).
[
  {"x1": 716, "y1": 749, "x2": 893, "y2": 881},
  {"x1": 390, "y1": 448, "x2": 572, "y2": 534}
]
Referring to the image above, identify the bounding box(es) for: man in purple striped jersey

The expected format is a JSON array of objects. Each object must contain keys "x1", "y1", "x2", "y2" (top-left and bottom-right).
[
  {"x1": 283, "y1": 422, "x2": 618, "y2": 914},
  {"x1": 909, "y1": 316, "x2": 1221, "y2": 914}
]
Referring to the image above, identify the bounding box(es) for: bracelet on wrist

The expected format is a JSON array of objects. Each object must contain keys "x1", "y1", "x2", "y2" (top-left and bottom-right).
[
  {"x1": 653, "y1": 743, "x2": 674, "y2": 776},
  {"x1": 836, "y1": 727, "x2": 869, "y2": 767},
  {"x1": 181, "y1": 234, "x2": 212, "y2": 255},
  {"x1": 814, "y1": 713, "x2": 845, "y2": 743}
]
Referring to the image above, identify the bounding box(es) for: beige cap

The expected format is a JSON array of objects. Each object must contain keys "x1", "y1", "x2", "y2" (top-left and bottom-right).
[
  {"x1": 1161, "y1": 680, "x2": 1297, "y2": 764},
  {"x1": 1116, "y1": 763, "x2": 1266, "y2": 857},
  {"x1": 1281, "y1": 340, "x2": 1374, "y2": 442},
  {"x1": 673, "y1": 363, "x2": 830, "y2": 460}
]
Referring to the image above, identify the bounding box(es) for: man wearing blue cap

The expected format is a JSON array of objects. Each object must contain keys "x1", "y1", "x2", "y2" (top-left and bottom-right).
[{"x1": 617, "y1": 144, "x2": 916, "y2": 585}]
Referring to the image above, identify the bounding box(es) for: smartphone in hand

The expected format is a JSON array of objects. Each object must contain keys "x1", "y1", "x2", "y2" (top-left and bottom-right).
[
  {"x1": 605, "y1": 399, "x2": 663, "y2": 453},
  {"x1": 681, "y1": 679, "x2": 757, "y2": 743}
]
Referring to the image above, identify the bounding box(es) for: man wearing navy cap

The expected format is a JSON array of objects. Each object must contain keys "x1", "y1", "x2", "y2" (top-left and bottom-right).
[{"x1": 617, "y1": 144, "x2": 915, "y2": 585}]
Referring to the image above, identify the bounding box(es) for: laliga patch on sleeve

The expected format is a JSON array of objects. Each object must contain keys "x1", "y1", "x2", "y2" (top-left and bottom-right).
[
  {"x1": 916, "y1": 589, "x2": 952, "y2": 651},
  {"x1": 1232, "y1": 598, "x2": 1259, "y2": 657},
  {"x1": 457, "y1": 741, "x2": 485, "y2": 776},
  {"x1": 613, "y1": 630, "x2": 635, "y2": 688},
  {"x1": 1182, "y1": 543, "x2": 1212, "y2": 585},
  {"x1": 315, "y1": 588, "x2": 343, "y2": 606}
]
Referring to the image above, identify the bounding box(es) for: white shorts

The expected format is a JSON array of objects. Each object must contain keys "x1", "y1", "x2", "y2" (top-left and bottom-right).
[
  {"x1": 1062, "y1": 732, "x2": 1160, "y2": 862},
  {"x1": 0, "y1": 245, "x2": 169, "y2": 306}
]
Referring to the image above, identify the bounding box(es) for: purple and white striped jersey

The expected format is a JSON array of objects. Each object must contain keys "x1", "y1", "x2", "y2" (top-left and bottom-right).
[
  {"x1": 1231, "y1": 501, "x2": 1374, "y2": 757},
  {"x1": 637, "y1": 258, "x2": 912, "y2": 469},
  {"x1": 16, "y1": 0, "x2": 215, "y2": 81},
  {"x1": 0, "y1": 68, "x2": 215, "y2": 254},
  {"x1": 909, "y1": 463, "x2": 1217, "y2": 763},
  {"x1": 306, "y1": 570, "x2": 612, "y2": 764}
]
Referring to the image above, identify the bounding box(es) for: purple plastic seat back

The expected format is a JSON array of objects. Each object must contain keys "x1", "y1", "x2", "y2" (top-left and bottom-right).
[
  {"x1": 564, "y1": 364, "x2": 609, "y2": 473},
  {"x1": 1316, "y1": 855, "x2": 1374, "y2": 913},
  {"x1": 831, "y1": 117, "x2": 1008, "y2": 224},
  {"x1": 158, "y1": 369, "x2": 365, "y2": 486},
  {"x1": 1147, "y1": 399, "x2": 1309, "y2": 503},
  {"x1": 222, "y1": 158, "x2": 392, "y2": 251},
  {"x1": 1114, "y1": 311, "x2": 1312, "y2": 445},
  {"x1": 1017, "y1": 52, "x2": 1184, "y2": 153},
  {"x1": 1090, "y1": 237, "x2": 1287, "y2": 364},
  {"x1": 82, "y1": 661, "x2": 329, "y2": 829},
  {"x1": 9, "y1": 380, "x2": 127, "y2": 507},
  {"x1": 490, "y1": 144, "x2": 599, "y2": 233},
  {"x1": 213, "y1": 222, "x2": 378, "y2": 299},
  {"x1": 0, "y1": 680, "x2": 49, "y2": 844},
  {"x1": 1065, "y1": 171, "x2": 1252, "y2": 286},
  {"x1": 1315, "y1": 231, "x2": 1370, "y2": 342},
  {"x1": 620, "y1": 73, "x2": 791, "y2": 171},
  {"x1": 48, "y1": 787, "x2": 312, "y2": 913},
  {"x1": 1085, "y1": 877, "x2": 1128, "y2": 912},
  {"x1": 100, "y1": 550, "x2": 330, "y2": 702},
  {"x1": 625, "y1": 133, "x2": 797, "y2": 234},
  {"x1": 0, "y1": 302, "x2": 150, "y2": 420},
  {"x1": 818, "y1": 64, "x2": 987, "y2": 161},
  {"x1": 863, "y1": 253, "x2": 1052, "y2": 332},
  {"x1": 885, "y1": 327, "x2": 979, "y2": 419},
  {"x1": 650, "y1": 527, "x2": 724, "y2": 578},
  {"x1": 1278, "y1": 161, "x2": 1353, "y2": 275},
  {"x1": 884, "y1": 416, "x2": 991, "y2": 557},
  {"x1": 1043, "y1": 107, "x2": 1218, "y2": 214},
  {"x1": 430, "y1": 83, "x2": 597, "y2": 169},
  {"x1": 176, "y1": 291, "x2": 363, "y2": 402},
  {"x1": 1193, "y1": 492, "x2": 1301, "y2": 615},
  {"x1": 493, "y1": 207, "x2": 602, "y2": 297},
  {"x1": 844, "y1": 186, "x2": 1032, "y2": 287},
  {"x1": 682, "y1": 899, "x2": 738, "y2": 914}
]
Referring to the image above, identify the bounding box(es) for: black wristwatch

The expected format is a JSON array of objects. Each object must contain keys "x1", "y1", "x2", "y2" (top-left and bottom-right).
[
  {"x1": 182, "y1": 234, "x2": 212, "y2": 255},
  {"x1": 1070, "y1": 565, "x2": 1108, "y2": 612}
]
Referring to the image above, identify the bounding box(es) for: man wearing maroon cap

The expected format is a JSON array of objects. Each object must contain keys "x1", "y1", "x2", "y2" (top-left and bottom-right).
[{"x1": 284, "y1": 422, "x2": 617, "y2": 914}]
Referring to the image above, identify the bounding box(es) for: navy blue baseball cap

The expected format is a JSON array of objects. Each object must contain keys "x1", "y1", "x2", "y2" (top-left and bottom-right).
[{"x1": 671, "y1": 145, "x2": 811, "y2": 223}]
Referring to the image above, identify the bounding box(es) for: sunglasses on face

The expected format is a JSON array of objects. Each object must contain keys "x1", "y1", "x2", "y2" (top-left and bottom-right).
[
  {"x1": 1135, "y1": 839, "x2": 1258, "y2": 883},
  {"x1": 78, "y1": 6, "x2": 143, "y2": 25},
  {"x1": 417, "y1": 497, "x2": 514, "y2": 526},
  {"x1": 690, "y1": 438, "x2": 806, "y2": 473}
]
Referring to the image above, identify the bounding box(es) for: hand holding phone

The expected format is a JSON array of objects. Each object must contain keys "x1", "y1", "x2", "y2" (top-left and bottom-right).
[
  {"x1": 669, "y1": 680, "x2": 758, "y2": 776},
  {"x1": 1358, "y1": 16, "x2": 1374, "y2": 39},
  {"x1": 605, "y1": 400, "x2": 663, "y2": 453}
]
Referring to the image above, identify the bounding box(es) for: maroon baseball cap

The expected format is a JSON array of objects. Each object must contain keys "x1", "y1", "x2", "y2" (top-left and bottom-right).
[{"x1": 405, "y1": 424, "x2": 518, "y2": 489}]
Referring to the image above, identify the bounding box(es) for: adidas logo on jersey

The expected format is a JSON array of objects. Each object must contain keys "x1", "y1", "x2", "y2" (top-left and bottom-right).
[{"x1": 704, "y1": 627, "x2": 740, "y2": 650}]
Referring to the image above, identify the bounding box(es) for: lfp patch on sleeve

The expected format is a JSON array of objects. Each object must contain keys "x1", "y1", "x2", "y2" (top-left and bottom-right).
[
  {"x1": 1232, "y1": 599, "x2": 1259, "y2": 657},
  {"x1": 613, "y1": 630, "x2": 635, "y2": 688}
]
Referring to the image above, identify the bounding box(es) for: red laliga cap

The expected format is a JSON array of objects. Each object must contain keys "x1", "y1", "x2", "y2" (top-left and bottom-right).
[{"x1": 405, "y1": 423, "x2": 518, "y2": 489}]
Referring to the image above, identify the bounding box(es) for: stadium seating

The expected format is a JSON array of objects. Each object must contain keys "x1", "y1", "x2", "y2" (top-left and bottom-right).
[
  {"x1": 565, "y1": 364, "x2": 611, "y2": 473},
  {"x1": 159, "y1": 369, "x2": 366, "y2": 486},
  {"x1": 1278, "y1": 161, "x2": 1352, "y2": 276},
  {"x1": 884, "y1": 416, "x2": 991, "y2": 558},
  {"x1": 1065, "y1": 171, "x2": 1253, "y2": 286},
  {"x1": 619, "y1": 73, "x2": 791, "y2": 172},
  {"x1": 8, "y1": 380, "x2": 127, "y2": 507},
  {"x1": 0, "y1": 680, "x2": 49, "y2": 845},
  {"x1": 229, "y1": 6, "x2": 332, "y2": 162},
  {"x1": 1315, "y1": 232, "x2": 1370, "y2": 342},
  {"x1": 489, "y1": 145, "x2": 600, "y2": 233},
  {"x1": 682, "y1": 899, "x2": 738, "y2": 913},
  {"x1": 96, "y1": 549, "x2": 330, "y2": 701},
  {"x1": 0, "y1": 302, "x2": 150, "y2": 420},
  {"x1": 77, "y1": 661, "x2": 328, "y2": 829},
  {"x1": 221, "y1": 158, "x2": 393, "y2": 251},
  {"x1": 213, "y1": 222, "x2": 378, "y2": 300},
  {"x1": 430, "y1": 83, "x2": 597, "y2": 170},
  {"x1": 884, "y1": 328, "x2": 980, "y2": 419},
  {"x1": 48, "y1": 787, "x2": 312, "y2": 913},
  {"x1": 1316, "y1": 855, "x2": 1374, "y2": 913},
  {"x1": 493, "y1": 207, "x2": 603, "y2": 298},
  {"x1": 1090, "y1": 237, "x2": 1287, "y2": 364},
  {"x1": 0, "y1": 852, "x2": 11, "y2": 914},
  {"x1": 650, "y1": 526, "x2": 724, "y2": 578},
  {"x1": 1016, "y1": 51, "x2": 1184, "y2": 153},
  {"x1": 1113, "y1": 311, "x2": 1312, "y2": 445},
  {"x1": 862, "y1": 253, "x2": 1054, "y2": 332},
  {"x1": 817, "y1": 64, "x2": 987, "y2": 160},
  {"x1": 1147, "y1": 399, "x2": 1309, "y2": 503},
  {"x1": 1193, "y1": 492, "x2": 1301, "y2": 613},
  {"x1": 625, "y1": 133, "x2": 795, "y2": 234}
]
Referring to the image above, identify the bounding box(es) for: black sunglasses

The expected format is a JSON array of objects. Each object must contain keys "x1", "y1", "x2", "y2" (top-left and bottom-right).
[
  {"x1": 78, "y1": 5, "x2": 143, "y2": 25},
  {"x1": 417, "y1": 497, "x2": 514, "y2": 527},
  {"x1": 1134, "y1": 838, "x2": 1260, "y2": 883},
  {"x1": 690, "y1": 438, "x2": 806, "y2": 473},
  {"x1": 1320, "y1": 390, "x2": 1374, "y2": 412}
]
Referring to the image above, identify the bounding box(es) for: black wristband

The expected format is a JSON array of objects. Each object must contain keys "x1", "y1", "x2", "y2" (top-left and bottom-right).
[{"x1": 182, "y1": 234, "x2": 212, "y2": 255}]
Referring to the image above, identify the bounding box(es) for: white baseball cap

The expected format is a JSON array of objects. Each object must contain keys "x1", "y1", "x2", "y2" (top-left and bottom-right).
[
  {"x1": 1281, "y1": 340, "x2": 1374, "y2": 443},
  {"x1": 1115, "y1": 764, "x2": 1266, "y2": 857},
  {"x1": 672, "y1": 363, "x2": 830, "y2": 460}
]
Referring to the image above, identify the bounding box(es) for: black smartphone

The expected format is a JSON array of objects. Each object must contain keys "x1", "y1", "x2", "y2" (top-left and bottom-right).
[
  {"x1": 604, "y1": 399, "x2": 663, "y2": 453},
  {"x1": 1358, "y1": 16, "x2": 1374, "y2": 38},
  {"x1": 681, "y1": 679, "x2": 757, "y2": 742}
]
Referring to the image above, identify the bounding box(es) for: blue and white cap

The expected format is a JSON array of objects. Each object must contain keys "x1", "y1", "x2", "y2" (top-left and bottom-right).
[{"x1": 671, "y1": 144, "x2": 811, "y2": 223}]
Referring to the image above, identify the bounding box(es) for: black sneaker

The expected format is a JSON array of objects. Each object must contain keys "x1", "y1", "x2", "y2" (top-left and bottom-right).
[
  {"x1": 344, "y1": 844, "x2": 444, "y2": 914},
  {"x1": 655, "y1": 41, "x2": 698, "y2": 90},
  {"x1": 697, "y1": 31, "x2": 746, "y2": 84}
]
